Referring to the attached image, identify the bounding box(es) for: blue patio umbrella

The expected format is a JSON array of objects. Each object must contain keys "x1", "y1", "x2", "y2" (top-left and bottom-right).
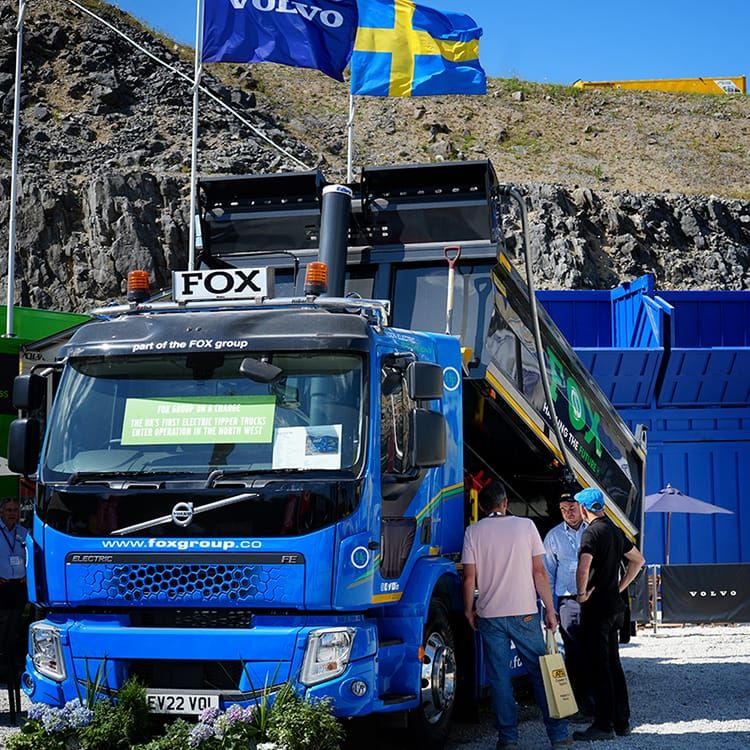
[{"x1": 645, "y1": 483, "x2": 734, "y2": 564}]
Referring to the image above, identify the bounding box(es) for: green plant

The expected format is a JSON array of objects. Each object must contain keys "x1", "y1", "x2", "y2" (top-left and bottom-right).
[
  {"x1": 499, "y1": 131, "x2": 545, "y2": 156},
  {"x1": 7, "y1": 724, "x2": 66, "y2": 750},
  {"x1": 135, "y1": 719, "x2": 193, "y2": 750},
  {"x1": 15, "y1": 678, "x2": 345, "y2": 750},
  {"x1": 80, "y1": 678, "x2": 152, "y2": 750},
  {"x1": 8, "y1": 699, "x2": 94, "y2": 750},
  {"x1": 186, "y1": 704, "x2": 259, "y2": 749},
  {"x1": 461, "y1": 133, "x2": 478, "y2": 152},
  {"x1": 241, "y1": 664, "x2": 284, "y2": 737},
  {"x1": 266, "y1": 689, "x2": 344, "y2": 750},
  {"x1": 505, "y1": 76, "x2": 534, "y2": 99},
  {"x1": 76, "y1": 657, "x2": 110, "y2": 709}
]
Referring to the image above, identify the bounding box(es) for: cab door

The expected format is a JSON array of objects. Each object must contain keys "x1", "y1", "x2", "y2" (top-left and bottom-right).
[
  {"x1": 375, "y1": 349, "x2": 449, "y2": 603},
  {"x1": 377, "y1": 351, "x2": 420, "y2": 601}
]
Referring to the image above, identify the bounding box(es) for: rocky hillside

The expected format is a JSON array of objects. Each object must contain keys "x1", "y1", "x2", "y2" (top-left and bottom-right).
[{"x1": 0, "y1": 0, "x2": 749, "y2": 312}]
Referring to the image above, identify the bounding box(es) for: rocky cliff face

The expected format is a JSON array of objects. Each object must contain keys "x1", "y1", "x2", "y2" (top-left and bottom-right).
[
  {"x1": 0, "y1": 0, "x2": 748, "y2": 313},
  {"x1": 0, "y1": 0, "x2": 319, "y2": 310},
  {"x1": 504, "y1": 184, "x2": 750, "y2": 290}
]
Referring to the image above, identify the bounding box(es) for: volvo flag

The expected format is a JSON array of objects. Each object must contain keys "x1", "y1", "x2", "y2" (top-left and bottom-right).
[
  {"x1": 202, "y1": 0, "x2": 359, "y2": 82},
  {"x1": 351, "y1": 0, "x2": 486, "y2": 97}
]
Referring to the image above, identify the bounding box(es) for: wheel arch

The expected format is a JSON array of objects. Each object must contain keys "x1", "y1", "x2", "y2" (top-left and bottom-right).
[
  {"x1": 390, "y1": 557, "x2": 480, "y2": 723},
  {"x1": 389, "y1": 557, "x2": 461, "y2": 618}
]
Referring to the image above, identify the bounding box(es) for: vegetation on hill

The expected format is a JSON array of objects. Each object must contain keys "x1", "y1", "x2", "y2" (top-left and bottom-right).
[{"x1": 0, "y1": 0, "x2": 748, "y2": 308}]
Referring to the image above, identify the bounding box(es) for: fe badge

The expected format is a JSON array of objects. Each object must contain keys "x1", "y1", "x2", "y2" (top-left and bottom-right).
[
  {"x1": 443, "y1": 367, "x2": 461, "y2": 392},
  {"x1": 351, "y1": 546, "x2": 370, "y2": 570}
]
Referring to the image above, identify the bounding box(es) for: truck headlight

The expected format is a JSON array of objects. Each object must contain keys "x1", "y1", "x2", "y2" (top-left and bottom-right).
[
  {"x1": 31, "y1": 624, "x2": 66, "y2": 682},
  {"x1": 300, "y1": 628, "x2": 355, "y2": 686}
]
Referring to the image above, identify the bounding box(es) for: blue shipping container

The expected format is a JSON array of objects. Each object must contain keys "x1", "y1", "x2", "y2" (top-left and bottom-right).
[{"x1": 540, "y1": 276, "x2": 750, "y2": 565}]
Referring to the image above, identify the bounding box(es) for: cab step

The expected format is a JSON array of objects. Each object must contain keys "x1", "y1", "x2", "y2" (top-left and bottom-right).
[
  {"x1": 377, "y1": 638, "x2": 404, "y2": 647},
  {"x1": 379, "y1": 693, "x2": 417, "y2": 706}
]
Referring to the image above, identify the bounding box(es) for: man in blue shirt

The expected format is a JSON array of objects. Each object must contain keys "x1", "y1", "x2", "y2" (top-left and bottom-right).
[
  {"x1": 544, "y1": 492, "x2": 591, "y2": 719},
  {"x1": 0, "y1": 497, "x2": 28, "y2": 675}
]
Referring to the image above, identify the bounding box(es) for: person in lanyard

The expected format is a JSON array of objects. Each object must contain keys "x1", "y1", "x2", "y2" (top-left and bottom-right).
[
  {"x1": 462, "y1": 481, "x2": 569, "y2": 750},
  {"x1": 0, "y1": 497, "x2": 28, "y2": 673},
  {"x1": 543, "y1": 491, "x2": 592, "y2": 721}
]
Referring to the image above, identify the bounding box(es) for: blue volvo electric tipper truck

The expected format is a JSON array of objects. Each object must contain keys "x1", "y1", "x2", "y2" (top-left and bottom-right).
[{"x1": 9, "y1": 161, "x2": 645, "y2": 745}]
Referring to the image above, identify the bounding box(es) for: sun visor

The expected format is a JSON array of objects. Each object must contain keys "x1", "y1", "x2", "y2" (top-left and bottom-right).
[{"x1": 60, "y1": 310, "x2": 370, "y2": 358}]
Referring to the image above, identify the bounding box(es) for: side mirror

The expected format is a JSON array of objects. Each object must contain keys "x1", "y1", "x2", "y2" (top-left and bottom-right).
[
  {"x1": 13, "y1": 374, "x2": 46, "y2": 411},
  {"x1": 409, "y1": 408, "x2": 446, "y2": 468},
  {"x1": 407, "y1": 362, "x2": 444, "y2": 401},
  {"x1": 8, "y1": 418, "x2": 41, "y2": 476}
]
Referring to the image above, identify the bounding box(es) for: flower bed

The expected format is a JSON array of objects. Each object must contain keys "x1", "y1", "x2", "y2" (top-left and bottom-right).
[{"x1": 9, "y1": 680, "x2": 344, "y2": 750}]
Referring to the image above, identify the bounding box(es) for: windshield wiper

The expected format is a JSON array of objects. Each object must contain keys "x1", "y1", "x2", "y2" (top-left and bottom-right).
[
  {"x1": 69, "y1": 471, "x2": 194, "y2": 485},
  {"x1": 204, "y1": 468, "x2": 314, "y2": 487},
  {"x1": 109, "y1": 491, "x2": 259, "y2": 536},
  {"x1": 205, "y1": 469, "x2": 257, "y2": 488}
]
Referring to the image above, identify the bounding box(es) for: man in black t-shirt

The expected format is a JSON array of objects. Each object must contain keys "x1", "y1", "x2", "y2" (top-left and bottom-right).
[{"x1": 572, "y1": 488, "x2": 645, "y2": 742}]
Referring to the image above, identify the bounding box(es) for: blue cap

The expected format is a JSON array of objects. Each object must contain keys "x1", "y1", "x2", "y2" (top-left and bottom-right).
[{"x1": 575, "y1": 488, "x2": 605, "y2": 512}]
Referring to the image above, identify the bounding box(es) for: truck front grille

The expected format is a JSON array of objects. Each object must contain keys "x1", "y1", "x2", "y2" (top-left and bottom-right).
[
  {"x1": 129, "y1": 609, "x2": 253, "y2": 629},
  {"x1": 77, "y1": 562, "x2": 289, "y2": 604},
  {"x1": 128, "y1": 659, "x2": 244, "y2": 691}
]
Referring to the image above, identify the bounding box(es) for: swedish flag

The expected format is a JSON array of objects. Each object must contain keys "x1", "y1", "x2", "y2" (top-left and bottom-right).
[{"x1": 351, "y1": 0, "x2": 486, "y2": 97}]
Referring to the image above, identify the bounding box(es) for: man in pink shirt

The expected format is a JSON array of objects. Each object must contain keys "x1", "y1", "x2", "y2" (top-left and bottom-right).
[{"x1": 462, "y1": 482, "x2": 570, "y2": 749}]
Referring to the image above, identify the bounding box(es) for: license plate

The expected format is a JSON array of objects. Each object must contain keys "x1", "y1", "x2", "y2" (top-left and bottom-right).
[{"x1": 146, "y1": 690, "x2": 220, "y2": 715}]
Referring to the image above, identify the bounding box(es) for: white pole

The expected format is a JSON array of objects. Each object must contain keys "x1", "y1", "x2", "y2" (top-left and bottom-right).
[
  {"x1": 188, "y1": 0, "x2": 205, "y2": 271},
  {"x1": 5, "y1": 0, "x2": 26, "y2": 338},
  {"x1": 346, "y1": 94, "x2": 356, "y2": 183}
]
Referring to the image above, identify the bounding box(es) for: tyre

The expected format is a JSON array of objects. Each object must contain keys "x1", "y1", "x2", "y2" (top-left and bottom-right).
[{"x1": 408, "y1": 600, "x2": 457, "y2": 748}]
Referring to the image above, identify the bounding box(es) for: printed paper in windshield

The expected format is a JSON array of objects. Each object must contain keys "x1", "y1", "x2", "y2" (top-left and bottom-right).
[{"x1": 121, "y1": 396, "x2": 276, "y2": 445}]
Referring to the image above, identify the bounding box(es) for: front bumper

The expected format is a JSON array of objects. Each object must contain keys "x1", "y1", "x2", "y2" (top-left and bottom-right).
[{"x1": 23, "y1": 614, "x2": 381, "y2": 717}]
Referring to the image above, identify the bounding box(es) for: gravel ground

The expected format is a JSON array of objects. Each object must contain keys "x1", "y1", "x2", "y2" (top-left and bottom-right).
[
  {"x1": 0, "y1": 624, "x2": 748, "y2": 749},
  {"x1": 447, "y1": 624, "x2": 750, "y2": 750},
  {"x1": 0, "y1": 691, "x2": 28, "y2": 750}
]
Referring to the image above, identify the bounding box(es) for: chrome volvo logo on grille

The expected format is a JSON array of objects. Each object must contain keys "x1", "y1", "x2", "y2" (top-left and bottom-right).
[{"x1": 171, "y1": 502, "x2": 194, "y2": 527}]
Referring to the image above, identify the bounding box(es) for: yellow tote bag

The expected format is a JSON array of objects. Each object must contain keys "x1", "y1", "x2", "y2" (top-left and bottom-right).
[{"x1": 539, "y1": 629, "x2": 578, "y2": 719}]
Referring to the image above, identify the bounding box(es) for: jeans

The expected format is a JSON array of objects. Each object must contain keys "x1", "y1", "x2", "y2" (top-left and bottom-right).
[{"x1": 478, "y1": 614, "x2": 568, "y2": 746}]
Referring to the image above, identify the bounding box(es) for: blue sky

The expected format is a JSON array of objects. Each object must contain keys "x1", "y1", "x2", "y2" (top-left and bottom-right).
[{"x1": 112, "y1": 0, "x2": 749, "y2": 86}]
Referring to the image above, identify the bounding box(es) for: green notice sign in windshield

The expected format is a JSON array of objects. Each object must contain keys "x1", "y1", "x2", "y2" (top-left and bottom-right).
[{"x1": 121, "y1": 396, "x2": 276, "y2": 446}]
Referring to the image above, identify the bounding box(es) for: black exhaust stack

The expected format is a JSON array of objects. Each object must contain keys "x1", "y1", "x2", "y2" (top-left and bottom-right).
[{"x1": 318, "y1": 185, "x2": 352, "y2": 297}]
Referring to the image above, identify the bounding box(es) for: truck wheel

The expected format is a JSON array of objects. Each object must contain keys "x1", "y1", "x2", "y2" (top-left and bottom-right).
[{"x1": 408, "y1": 600, "x2": 457, "y2": 748}]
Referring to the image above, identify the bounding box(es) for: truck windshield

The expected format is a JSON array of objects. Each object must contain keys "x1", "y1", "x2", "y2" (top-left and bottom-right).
[{"x1": 42, "y1": 352, "x2": 364, "y2": 482}]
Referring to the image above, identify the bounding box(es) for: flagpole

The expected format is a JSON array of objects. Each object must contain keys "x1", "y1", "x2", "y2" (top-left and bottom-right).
[
  {"x1": 6, "y1": 0, "x2": 27, "y2": 337},
  {"x1": 346, "y1": 94, "x2": 356, "y2": 183},
  {"x1": 188, "y1": 0, "x2": 205, "y2": 272}
]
